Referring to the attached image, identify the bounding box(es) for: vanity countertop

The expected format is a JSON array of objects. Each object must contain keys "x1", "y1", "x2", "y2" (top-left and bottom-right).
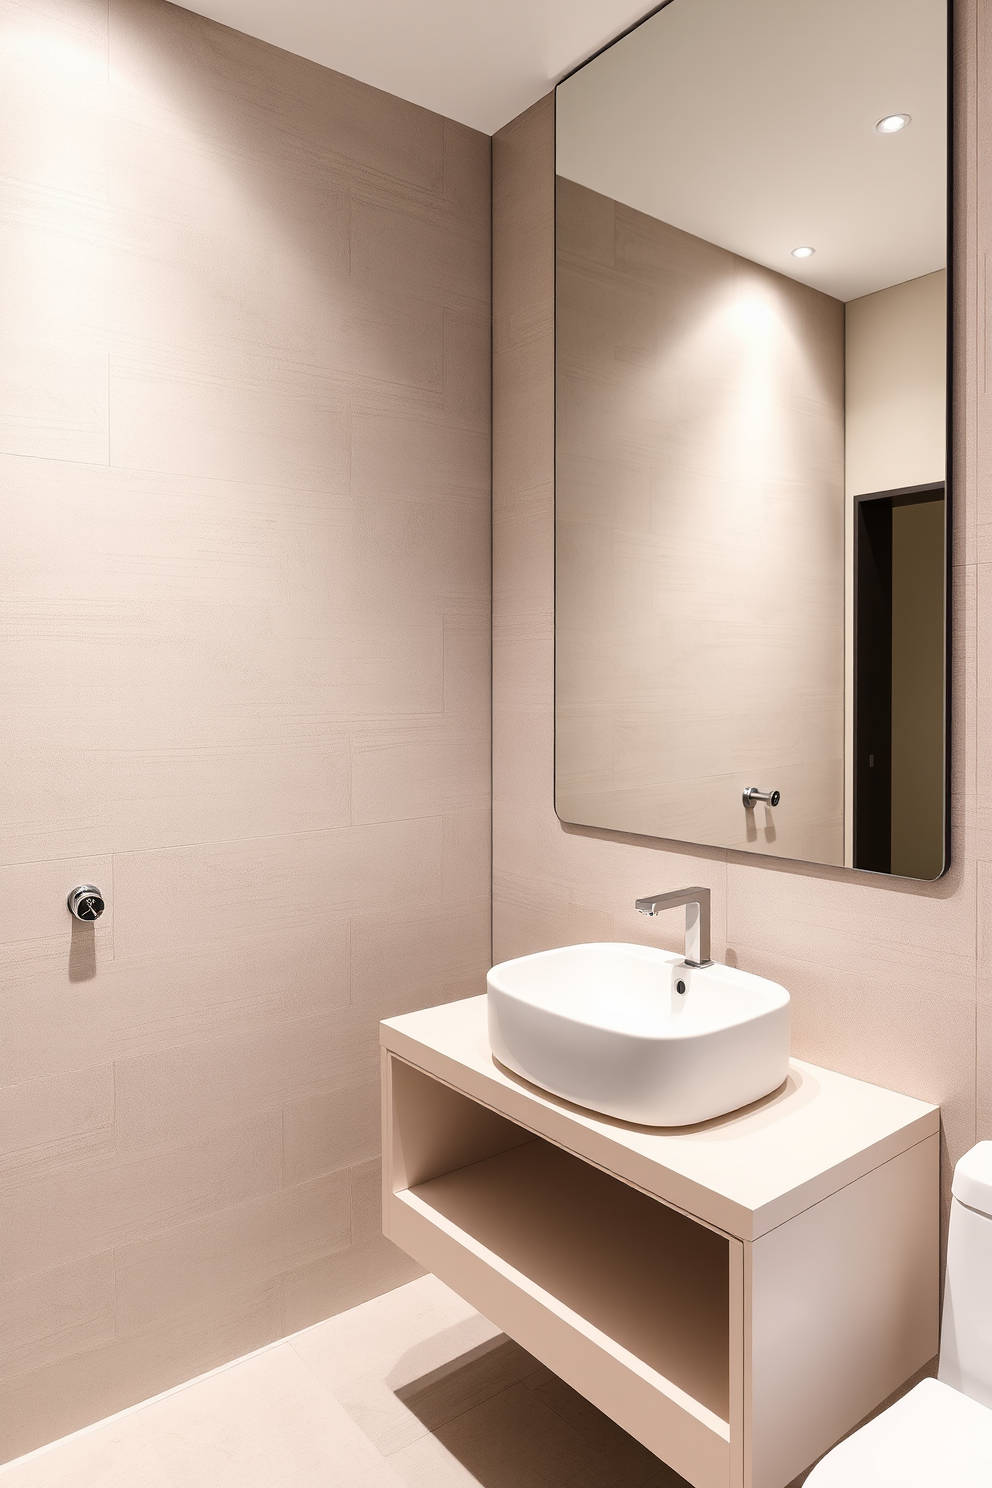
[{"x1": 381, "y1": 994, "x2": 938, "y2": 1241}]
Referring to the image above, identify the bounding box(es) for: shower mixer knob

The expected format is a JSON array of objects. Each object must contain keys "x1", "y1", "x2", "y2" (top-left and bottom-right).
[
  {"x1": 67, "y1": 885, "x2": 105, "y2": 922},
  {"x1": 742, "y1": 787, "x2": 781, "y2": 809}
]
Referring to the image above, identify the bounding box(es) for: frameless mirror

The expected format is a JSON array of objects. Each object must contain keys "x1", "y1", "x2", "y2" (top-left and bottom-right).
[{"x1": 555, "y1": 0, "x2": 949, "y2": 878}]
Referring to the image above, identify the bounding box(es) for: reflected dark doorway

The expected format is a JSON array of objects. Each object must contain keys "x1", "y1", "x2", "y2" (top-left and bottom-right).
[{"x1": 854, "y1": 484, "x2": 946, "y2": 877}]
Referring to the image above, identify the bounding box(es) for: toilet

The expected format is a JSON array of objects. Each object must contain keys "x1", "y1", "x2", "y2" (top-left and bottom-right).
[{"x1": 806, "y1": 1142, "x2": 992, "y2": 1485}]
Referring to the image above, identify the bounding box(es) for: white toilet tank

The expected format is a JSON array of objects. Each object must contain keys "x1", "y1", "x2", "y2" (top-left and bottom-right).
[{"x1": 939, "y1": 1141, "x2": 992, "y2": 1409}]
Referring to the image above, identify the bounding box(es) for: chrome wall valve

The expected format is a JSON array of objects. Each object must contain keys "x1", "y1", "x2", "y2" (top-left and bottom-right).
[
  {"x1": 67, "y1": 885, "x2": 105, "y2": 922},
  {"x1": 742, "y1": 787, "x2": 781, "y2": 809}
]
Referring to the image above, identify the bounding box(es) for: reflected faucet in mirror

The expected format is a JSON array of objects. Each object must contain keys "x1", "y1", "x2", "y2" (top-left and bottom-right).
[{"x1": 635, "y1": 886, "x2": 714, "y2": 969}]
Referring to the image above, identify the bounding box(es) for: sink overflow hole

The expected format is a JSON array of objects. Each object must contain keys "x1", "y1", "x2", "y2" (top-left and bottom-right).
[{"x1": 676, "y1": 980, "x2": 687, "y2": 995}]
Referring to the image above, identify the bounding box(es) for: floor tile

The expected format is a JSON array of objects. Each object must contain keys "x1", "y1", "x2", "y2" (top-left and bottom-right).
[
  {"x1": 135, "y1": 1344, "x2": 402, "y2": 1488},
  {"x1": 0, "y1": 1418, "x2": 173, "y2": 1488},
  {"x1": 0, "y1": 1276, "x2": 693, "y2": 1488},
  {"x1": 290, "y1": 1272, "x2": 500, "y2": 1394}
]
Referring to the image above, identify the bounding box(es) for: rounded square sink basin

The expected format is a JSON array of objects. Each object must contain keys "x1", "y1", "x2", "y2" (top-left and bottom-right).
[{"x1": 487, "y1": 942, "x2": 790, "y2": 1126}]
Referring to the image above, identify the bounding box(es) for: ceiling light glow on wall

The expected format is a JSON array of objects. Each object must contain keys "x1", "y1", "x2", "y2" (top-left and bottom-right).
[
  {"x1": 791, "y1": 246, "x2": 815, "y2": 259},
  {"x1": 875, "y1": 113, "x2": 911, "y2": 133}
]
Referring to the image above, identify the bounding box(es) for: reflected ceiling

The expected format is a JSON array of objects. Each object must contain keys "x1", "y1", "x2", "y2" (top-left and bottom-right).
[{"x1": 556, "y1": 0, "x2": 946, "y2": 302}]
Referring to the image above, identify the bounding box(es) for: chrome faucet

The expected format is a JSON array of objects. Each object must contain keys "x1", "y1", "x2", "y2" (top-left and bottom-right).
[{"x1": 635, "y1": 886, "x2": 713, "y2": 968}]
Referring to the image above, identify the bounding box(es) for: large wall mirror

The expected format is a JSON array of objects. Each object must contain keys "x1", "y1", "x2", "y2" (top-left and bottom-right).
[{"x1": 555, "y1": 0, "x2": 949, "y2": 879}]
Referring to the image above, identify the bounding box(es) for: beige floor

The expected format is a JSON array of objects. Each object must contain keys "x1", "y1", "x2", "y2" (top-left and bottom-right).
[{"x1": 0, "y1": 1275, "x2": 690, "y2": 1488}]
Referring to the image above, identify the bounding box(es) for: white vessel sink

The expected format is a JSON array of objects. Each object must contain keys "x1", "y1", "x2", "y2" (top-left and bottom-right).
[{"x1": 487, "y1": 942, "x2": 790, "y2": 1126}]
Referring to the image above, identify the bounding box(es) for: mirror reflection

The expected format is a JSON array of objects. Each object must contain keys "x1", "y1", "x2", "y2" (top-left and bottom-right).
[{"x1": 554, "y1": 0, "x2": 948, "y2": 877}]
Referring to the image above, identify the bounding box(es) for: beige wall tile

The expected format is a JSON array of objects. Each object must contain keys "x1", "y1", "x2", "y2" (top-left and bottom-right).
[
  {"x1": 111, "y1": 819, "x2": 442, "y2": 962},
  {"x1": 352, "y1": 414, "x2": 490, "y2": 503},
  {"x1": 282, "y1": 1080, "x2": 381, "y2": 1188},
  {"x1": 352, "y1": 727, "x2": 489, "y2": 825},
  {"x1": 441, "y1": 308, "x2": 492, "y2": 428},
  {"x1": 0, "y1": 1066, "x2": 114, "y2": 1177},
  {"x1": 0, "y1": 921, "x2": 351, "y2": 1087},
  {"x1": 0, "y1": 0, "x2": 109, "y2": 202},
  {"x1": 114, "y1": 1171, "x2": 350, "y2": 1336},
  {"x1": 0, "y1": 1252, "x2": 115, "y2": 1386},
  {"x1": 350, "y1": 901, "x2": 490, "y2": 1018},
  {"x1": 443, "y1": 609, "x2": 491, "y2": 717},
  {"x1": 109, "y1": 361, "x2": 354, "y2": 488},
  {"x1": 0, "y1": 1281, "x2": 285, "y2": 1464},
  {"x1": 107, "y1": 0, "x2": 445, "y2": 194},
  {"x1": 2, "y1": 1110, "x2": 283, "y2": 1284},
  {"x1": 349, "y1": 194, "x2": 489, "y2": 312},
  {"x1": 442, "y1": 810, "x2": 491, "y2": 906},
  {"x1": 0, "y1": 338, "x2": 109, "y2": 464},
  {"x1": 279, "y1": 1237, "x2": 423, "y2": 1336},
  {"x1": 113, "y1": 1008, "x2": 376, "y2": 1153}
]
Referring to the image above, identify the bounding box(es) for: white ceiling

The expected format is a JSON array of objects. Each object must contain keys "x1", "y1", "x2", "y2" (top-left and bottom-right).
[
  {"x1": 175, "y1": 0, "x2": 658, "y2": 136},
  {"x1": 557, "y1": 0, "x2": 946, "y2": 302}
]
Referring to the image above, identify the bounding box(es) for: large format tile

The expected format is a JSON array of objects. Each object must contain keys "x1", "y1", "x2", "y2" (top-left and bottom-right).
[
  {"x1": 113, "y1": 1007, "x2": 376, "y2": 1152},
  {"x1": 113, "y1": 1171, "x2": 350, "y2": 1336},
  {"x1": 289, "y1": 1274, "x2": 497, "y2": 1396},
  {"x1": 278, "y1": 1234, "x2": 424, "y2": 1336},
  {"x1": 111, "y1": 818, "x2": 443, "y2": 963},
  {"x1": 350, "y1": 900, "x2": 490, "y2": 1017},
  {"x1": 1, "y1": 1111, "x2": 283, "y2": 1284},
  {"x1": 0, "y1": 1253, "x2": 115, "y2": 1386},
  {"x1": 0, "y1": 1281, "x2": 285, "y2": 1466},
  {"x1": 136, "y1": 1344, "x2": 403, "y2": 1488},
  {"x1": 0, "y1": 919, "x2": 351, "y2": 1087},
  {"x1": 351, "y1": 723, "x2": 490, "y2": 825},
  {"x1": 0, "y1": 1417, "x2": 172, "y2": 1488},
  {"x1": 282, "y1": 1079, "x2": 381, "y2": 1186},
  {"x1": 0, "y1": 1065, "x2": 113, "y2": 1174},
  {"x1": 108, "y1": 0, "x2": 446, "y2": 194}
]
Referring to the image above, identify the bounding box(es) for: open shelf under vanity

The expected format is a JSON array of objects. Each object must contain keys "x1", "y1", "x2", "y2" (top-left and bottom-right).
[{"x1": 381, "y1": 995, "x2": 939, "y2": 1488}]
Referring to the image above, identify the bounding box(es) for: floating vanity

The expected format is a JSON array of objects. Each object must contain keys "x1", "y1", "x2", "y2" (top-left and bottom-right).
[{"x1": 381, "y1": 995, "x2": 938, "y2": 1488}]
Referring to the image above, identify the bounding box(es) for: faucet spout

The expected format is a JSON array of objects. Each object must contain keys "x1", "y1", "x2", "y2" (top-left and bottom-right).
[{"x1": 635, "y1": 886, "x2": 713, "y2": 968}]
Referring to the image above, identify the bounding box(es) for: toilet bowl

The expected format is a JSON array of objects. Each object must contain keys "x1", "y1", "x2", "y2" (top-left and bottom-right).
[{"x1": 806, "y1": 1142, "x2": 992, "y2": 1485}]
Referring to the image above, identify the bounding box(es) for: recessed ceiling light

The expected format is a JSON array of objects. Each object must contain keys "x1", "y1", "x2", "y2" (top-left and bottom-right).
[
  {"x1": 876, "y1": 113, "x2": 911, "y2": 133},
  {"x1": 791, "y1": 246, "x2": 815, "y2": 259}
]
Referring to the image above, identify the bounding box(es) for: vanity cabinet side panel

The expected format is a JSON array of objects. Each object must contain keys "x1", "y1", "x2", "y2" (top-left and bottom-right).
[
  {"x1": 745, "y1": 1133, "x2": 938, "y2": 1488},
  {"x1": 729, "y1": 1239, "x2": 746, "y2": 1488},
  {"x1": 384, "y1": 1053, "x2": 535, "y2": 1192}
]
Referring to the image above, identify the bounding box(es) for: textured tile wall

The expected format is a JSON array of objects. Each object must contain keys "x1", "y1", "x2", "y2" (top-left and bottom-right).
[
  {"x1": 492, "y1": 0, "x2": 985, "y2": 1250},
  {"x1": 0, "y1": 0, "x2": 491, "y2": 1459}
]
